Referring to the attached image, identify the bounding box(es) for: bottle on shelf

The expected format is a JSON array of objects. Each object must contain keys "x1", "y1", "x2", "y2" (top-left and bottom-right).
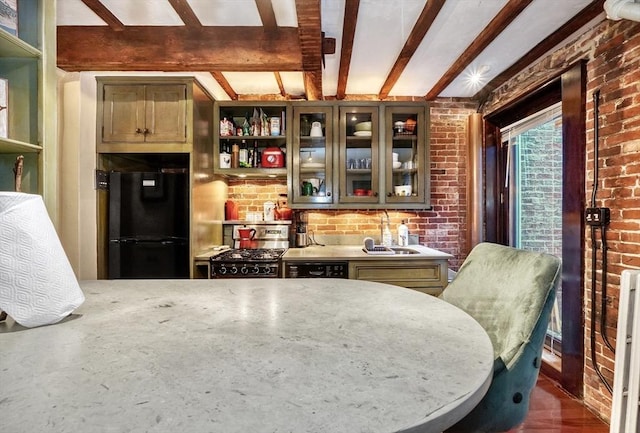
[
  {"x1": 252, "y1": 141, "x2": 259, "y2": 167},
  {"x1": 398, "y1": 220, "x2": 409, "y2": 246},
  {"x1": 243, "y1": 113, "x2": 251, "y2": 136},
  {"x1": 381, "y1": 216, "x2": 393, "y2": 247},
  {"x1": 239, "y1": 139, "x2": 248, "y2": 166},
  {"x1": 220, "y1": 140, "x2": 231, "y2": 169}
]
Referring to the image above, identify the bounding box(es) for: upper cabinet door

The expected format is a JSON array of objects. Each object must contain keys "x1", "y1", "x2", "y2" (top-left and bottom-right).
[
  {"x1": 145, "y1": 85, "x2": 187, "y2": 143},
  {"x1": 291, "y1": 106, "x2": 334, "y2": 205},
  {"x1": 102, "y1": 85, "x2": 146, "y2": 143},
  {"x1": 338, "y1": 106, "x2": 380, "y2": 204},
  {"x1": 384, "y1": 105, "x2": 428, "y2": 206}
]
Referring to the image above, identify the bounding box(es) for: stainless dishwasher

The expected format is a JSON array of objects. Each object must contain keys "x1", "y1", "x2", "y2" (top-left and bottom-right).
[{"x1": 284, "y1": 261, "x2": 349, "y2": 278}]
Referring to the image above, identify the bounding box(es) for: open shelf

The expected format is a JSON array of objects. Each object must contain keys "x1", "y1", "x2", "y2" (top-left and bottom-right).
[{"x1": 0, "y1": 137, "x2": 42, "y2": 153}]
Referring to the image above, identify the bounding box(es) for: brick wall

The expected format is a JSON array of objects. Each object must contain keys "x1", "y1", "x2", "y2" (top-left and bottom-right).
[
  {"x1": 483, "y1": 16, "x2": 640, "y2": 422},
  {"x1": 228, "y1": 100, "x2": 476, "y2": 269}
]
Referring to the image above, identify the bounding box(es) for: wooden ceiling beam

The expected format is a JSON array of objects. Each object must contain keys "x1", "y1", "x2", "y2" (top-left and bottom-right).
[
  {"x1": 377, "y1": 0, "x2": 445, "y2": 100},
  {"x1": 295, "y1": 0, "x2": 323, "y2": 100},
  {"x1": 424, "y1": 0, "x2": 534, "y2": 100},
  {"x1": 168, "y1": 0, "x2": 202, "y2": 27},
  {"x1": 57, "y1": 26, "x2": 303, "y2": 72},
  {"x1": 475, "y1": 0, "x2": 606, "y2": 103},
  {"x1": 80, "y1": 0, "x2": 124, "y2": 31},
  {"x1": 211, "y1": 72, "x2": 238, "y2": 100},
  {"x1": 336, "y1": 0, "x2": 360, "y2": 100},
  {"x1": 256, "y1": 0, "x2": 278, "y2": 30},
  {"x1": 274, "y1": 72, "x2": 287, "y2": 97}
]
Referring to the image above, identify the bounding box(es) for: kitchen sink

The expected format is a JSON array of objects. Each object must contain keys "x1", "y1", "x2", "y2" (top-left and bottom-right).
[{"x1": 390, "y1": 247, "x2": 420, "y2": 255}]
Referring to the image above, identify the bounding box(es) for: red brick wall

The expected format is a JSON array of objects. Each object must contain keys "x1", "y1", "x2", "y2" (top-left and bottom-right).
[
  {"x1": 483, "y1": 16, "x2": 640, "y2": 422},
  {"x1": 228, "y1": 100, "x2": 476, "y2": 269}
]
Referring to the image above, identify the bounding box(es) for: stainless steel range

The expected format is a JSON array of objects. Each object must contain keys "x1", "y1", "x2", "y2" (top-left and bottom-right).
[
  {"x1": 210, "y1": 223, "x2": 289, "y2": 278},
  {"x1": 210, "y1": 248, "x2": 286, "y2": 278}
]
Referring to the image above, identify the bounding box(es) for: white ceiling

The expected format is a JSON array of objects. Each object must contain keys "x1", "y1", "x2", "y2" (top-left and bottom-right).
[{"x1": 56, "y1": 0, "x2": 600, "y2": 100}]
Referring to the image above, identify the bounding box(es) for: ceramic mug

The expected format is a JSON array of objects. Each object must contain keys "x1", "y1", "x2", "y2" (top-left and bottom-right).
[{"x1": 302, "y1": 181, "x2": 318, "y2": 196}]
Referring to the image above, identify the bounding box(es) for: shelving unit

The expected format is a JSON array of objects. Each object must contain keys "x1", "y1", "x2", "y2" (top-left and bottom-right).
[
  {"x1": 214, "y1": 102, "x2": 289, "y2": 178},
  {"x1": 0, "y1": 0, "x2": 56, "y2": 214}
]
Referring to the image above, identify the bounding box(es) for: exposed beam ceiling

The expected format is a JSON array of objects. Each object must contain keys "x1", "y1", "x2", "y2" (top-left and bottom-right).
[{"x1": 57, "y1": 0, "x2": 605, "y2": 102}]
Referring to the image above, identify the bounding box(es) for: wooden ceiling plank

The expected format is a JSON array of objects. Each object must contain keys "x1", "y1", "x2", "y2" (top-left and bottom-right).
[
  {"x1": 256, "y1": 0, "x2": 278, "y2": 30},
  {"x1": 211, "y1": 71, "x2": 238, "y2": 100},
  {"x1": 295, "y1": 0, "x2": 323, "y2": 100},
  {"x1": 424, "y1": 0, "x2": 534, "y2": 100},
  {"x1": 378, "y1": 0, "x2": 446, "y2": 100},
  {"x1": 79, "y1": 0, "x2": 124, "y2": 31},
  {"x1": 475, "y1": 0, "x2": 605, "y2": 103},
  {"x1": 274, "y1": 72, "x2": 287, "y2": 97},
  {"x1": 336, "y1": 0, "x2": 360, "y2": 100},
  {"x1": 167, "y1": 0, "x2": 202, "y2": 27},
  {"x1": 57, "y1": 26, "x2": 303, "y2": 71}
]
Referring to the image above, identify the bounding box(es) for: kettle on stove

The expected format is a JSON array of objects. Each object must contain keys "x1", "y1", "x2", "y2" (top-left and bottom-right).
[{"x1": 237, "y1": 227, "x2": 256, "y2": 249}]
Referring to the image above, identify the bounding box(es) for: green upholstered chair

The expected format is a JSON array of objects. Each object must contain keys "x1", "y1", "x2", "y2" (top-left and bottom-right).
[{"x1": 440, "y1": 242, "x2": 561, "y2": 433}]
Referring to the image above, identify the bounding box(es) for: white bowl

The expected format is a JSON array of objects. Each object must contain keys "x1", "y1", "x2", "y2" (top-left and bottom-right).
[
  {"x1": 394, "y1": 185, "x2": 412, "y2": 196},
  {"x1": 355, "y1": 121, "x2": 372, "y2": 132},
  {"x1": 392, "y1": 161, "x2": 402, "y2": 169}
]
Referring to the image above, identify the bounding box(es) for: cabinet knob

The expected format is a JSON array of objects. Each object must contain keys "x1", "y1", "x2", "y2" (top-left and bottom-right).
[
  {"x1": 143, "y1": 128, "x2": 149, "y2": 134},
  {"x1": 326, "y1": 192, "x2": 331, "y2": 197},
  {"x1": 135, "y1": 128, "x2": 143, "y2": 134},
  {"x1": 387, "y1": 192, "x2": 393, "y2": 197},
  {"x1": 374, "y1": 192, "x2": 379, "y2": 197}
]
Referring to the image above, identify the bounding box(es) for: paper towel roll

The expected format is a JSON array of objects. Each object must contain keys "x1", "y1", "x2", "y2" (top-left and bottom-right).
[{"x1": 0, "y1": 192, "x2": 85, "y2": 327}]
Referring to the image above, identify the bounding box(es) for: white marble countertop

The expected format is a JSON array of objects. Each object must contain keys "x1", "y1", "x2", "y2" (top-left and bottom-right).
[
  {"x1": 1, "y1": 279, "x2": 492, "y2": 432},
  {"x1": 283, "y1": 244, "x2": 454, "y2": 261}
]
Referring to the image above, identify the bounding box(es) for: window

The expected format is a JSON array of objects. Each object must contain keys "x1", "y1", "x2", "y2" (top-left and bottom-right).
[{"x1": 501, "y1": 103, "x2": 563, "y2": 355}]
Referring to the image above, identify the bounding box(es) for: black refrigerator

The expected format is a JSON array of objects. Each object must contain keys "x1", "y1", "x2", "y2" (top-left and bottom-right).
[{"x1": 108, "y1": 171, "x2": 189, "y2": 279}]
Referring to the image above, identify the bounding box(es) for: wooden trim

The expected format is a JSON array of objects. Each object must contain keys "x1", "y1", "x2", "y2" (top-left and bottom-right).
[
  {"x1": 274, "y1": 72, "x2": 286, "y2": 98},
  {"x1": 559, "y1": 61, "x2": 587, "y2": 398},
  {"x1": 483, "y1": 61, "x2": 587, "y2": 398}
]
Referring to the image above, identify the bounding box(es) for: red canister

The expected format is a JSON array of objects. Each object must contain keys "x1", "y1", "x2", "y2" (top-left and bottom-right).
[{"x1": 261, "y1": 147, "x2": 285, "y2": 168}]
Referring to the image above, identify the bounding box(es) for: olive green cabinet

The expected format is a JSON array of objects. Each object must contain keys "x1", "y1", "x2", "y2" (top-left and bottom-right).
[
  {"x1": 97, "y1": 81, "x2": 189, "y2": 153},
  {"x1": 349, "y1": 258, "x2": 447, "y2": 296},
  {"x1": 290, "y1": 105, "x2": 334, "y2": 205}
]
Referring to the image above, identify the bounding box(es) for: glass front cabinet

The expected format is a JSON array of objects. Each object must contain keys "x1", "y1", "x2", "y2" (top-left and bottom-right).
[
  {"x1": 290, "y1": 106, "x2": 334, "y2": 205},
  {"x1": 338, "y1": 106, "x2": 379, "y2": 204},
  {"x1": 384, "y1": 105, "x2": 428, "y2": 206}
]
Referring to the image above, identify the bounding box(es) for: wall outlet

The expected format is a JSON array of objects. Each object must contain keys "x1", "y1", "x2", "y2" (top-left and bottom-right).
[{"x1": 585, "y1": 207, "x2": 610, "y2": 226}]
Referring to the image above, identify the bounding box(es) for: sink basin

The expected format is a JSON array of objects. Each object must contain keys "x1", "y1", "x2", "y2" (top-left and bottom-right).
[{"x1": 390, "y1": 247, "x2": 420, "y2": 255}]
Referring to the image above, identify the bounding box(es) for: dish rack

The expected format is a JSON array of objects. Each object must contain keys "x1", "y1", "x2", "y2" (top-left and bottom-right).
[{"x1": 362, "y1": 245, "x2": 395, "y2": 255}]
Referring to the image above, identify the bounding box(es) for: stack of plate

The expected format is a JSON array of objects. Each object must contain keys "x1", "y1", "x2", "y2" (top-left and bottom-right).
[{"x1": 354, "y1": 121, "x2": 372, "y2": 137}]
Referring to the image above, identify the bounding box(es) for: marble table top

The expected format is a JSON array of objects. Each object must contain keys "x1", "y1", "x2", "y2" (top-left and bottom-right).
[{"x1": 1, "y1": 279, "x2": 493, "y2": 433}]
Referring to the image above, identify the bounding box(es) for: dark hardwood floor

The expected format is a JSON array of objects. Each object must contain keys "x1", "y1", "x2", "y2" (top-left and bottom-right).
[{"x1": 508, "y1": 374, "x2": 609, "y2": 432}]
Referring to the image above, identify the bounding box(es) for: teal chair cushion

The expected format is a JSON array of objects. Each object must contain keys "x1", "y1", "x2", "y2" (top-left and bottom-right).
[{"x1": 440, "y1": 242, "x2": 561, "y2": 432}]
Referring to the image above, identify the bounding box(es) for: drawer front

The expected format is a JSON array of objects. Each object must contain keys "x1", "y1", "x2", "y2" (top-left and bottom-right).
[{"x1": 349, "y1": 260, "x2": 447, "y2": 292}]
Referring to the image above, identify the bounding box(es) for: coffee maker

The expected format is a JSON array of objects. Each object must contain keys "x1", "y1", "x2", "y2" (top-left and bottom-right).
[{"x1": 293, "y1": 211, "x2": 308, "y2": 248}]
